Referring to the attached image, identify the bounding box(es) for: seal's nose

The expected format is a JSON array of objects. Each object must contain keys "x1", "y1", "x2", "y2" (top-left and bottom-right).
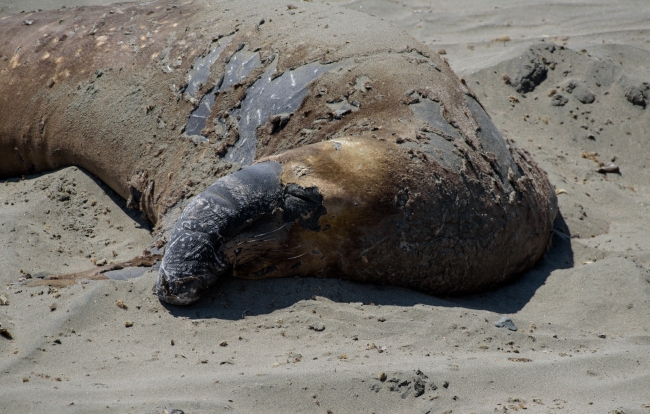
[
  {"x1": 156, "y1": 265, "x2": 206, "y2": 306},
  {"x1": 156, "y1": 266, "x2": 183, "y2": 305}
]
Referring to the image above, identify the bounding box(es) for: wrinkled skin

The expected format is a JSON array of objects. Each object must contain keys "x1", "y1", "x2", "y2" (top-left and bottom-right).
[{"x1": 0, "y1": 0, "x2": 557, "y2": 305}]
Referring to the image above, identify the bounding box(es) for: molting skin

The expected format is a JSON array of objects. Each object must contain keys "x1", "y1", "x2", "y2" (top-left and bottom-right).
[{"x1": 0, "y1": 0, "x2": 557, "y2": 305}]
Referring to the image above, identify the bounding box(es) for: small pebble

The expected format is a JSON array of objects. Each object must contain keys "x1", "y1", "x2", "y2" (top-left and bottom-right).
[
  {"x1": 219, "y1": 340, "x2": 228, "y2": 347},
  {"x1": 494, "y1": 316, "x2": 518, "y2": 331},
  {"x1": 125, "y1": 321, "x2": 133, "y2": 327},
  {"x1": 309, "y1": 322, "x2": 325, "y2": 331},
  {"x1": 597, "y1": 163, "x2": 620, "y2": 174},
  {"x1": 378, "y1": 371, "x2": 387, "y2": 382},
  {"x1": 551, "y1": 94, "x2": 568, "y2": 106}
]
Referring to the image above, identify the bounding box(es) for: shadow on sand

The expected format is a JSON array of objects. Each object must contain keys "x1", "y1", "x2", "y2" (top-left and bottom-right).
[{"x1": 162, "y1": 212, "x2": 574, "y2": 320}]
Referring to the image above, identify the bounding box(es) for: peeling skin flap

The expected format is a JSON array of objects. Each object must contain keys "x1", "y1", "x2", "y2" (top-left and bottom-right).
[
  {"x1": 185, "y1": 43, "x2": 228, "y2": 99},
  {"x1": 225, "y1": 61, "x2": 331, "y2": 166},
  {"x1": 184, "y1": 46, "x2": 261, "y2": 138}
]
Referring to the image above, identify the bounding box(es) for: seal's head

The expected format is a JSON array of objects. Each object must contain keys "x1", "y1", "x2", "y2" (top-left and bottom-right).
[{"x1": 157, "y1": 161, "x2": 285, "y2": 305}]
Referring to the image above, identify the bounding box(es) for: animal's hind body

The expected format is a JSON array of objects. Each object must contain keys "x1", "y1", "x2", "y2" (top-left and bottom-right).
[{"x1": 0, "y1": 0, "x2": 557, "y2": 305}]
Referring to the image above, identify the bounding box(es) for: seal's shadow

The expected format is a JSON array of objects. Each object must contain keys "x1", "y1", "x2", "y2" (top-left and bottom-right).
[{"x1": 163, "y1": 212, "x2": 574, "y2": 320}]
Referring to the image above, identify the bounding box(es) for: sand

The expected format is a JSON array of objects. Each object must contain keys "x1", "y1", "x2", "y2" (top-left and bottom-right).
[{"x1": 1, "y1": 1, "x2": 649, "y2": 413}]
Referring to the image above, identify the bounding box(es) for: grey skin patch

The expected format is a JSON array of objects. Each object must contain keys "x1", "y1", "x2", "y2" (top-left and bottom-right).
[
  {"x1": 409, "y1": 132, "x2": 463, "y2": 172},
  {"x1": 225, "y1": 60, "x2": 331, "y2": 166},
  {"x1": 220, "y1": 46, "x2": 262, "y2": 91},
  {"x1": 185, "y1": 43, "x2": 228, "y2": 99},
  {"x1": 464, "y1": 95, "x2": 519, "y2": 190},
  {"x1": 185, "y1": 48, "x2": 330, "y2": 160},
  {"x1": 184, "y1": 46, "x2": 261, "y2": 137},
  {"x1": 407, "y1": 93, "x2": 464, "y2": 171},
  {"x1": 409, "y1": 96, "x2": 462, "y2": 141},
  {"x1": 184, "y1": 88, "x2": 216, "y2": 137}
]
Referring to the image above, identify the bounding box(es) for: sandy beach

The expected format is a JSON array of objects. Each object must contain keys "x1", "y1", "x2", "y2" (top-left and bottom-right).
[{"x1": 1, "y1": 1, "x2": 649, "y2": 413}]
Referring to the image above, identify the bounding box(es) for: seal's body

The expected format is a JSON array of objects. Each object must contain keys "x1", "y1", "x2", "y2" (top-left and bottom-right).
[{"x1": 0, "y1": 0, "x2": 557, "y2": 305}]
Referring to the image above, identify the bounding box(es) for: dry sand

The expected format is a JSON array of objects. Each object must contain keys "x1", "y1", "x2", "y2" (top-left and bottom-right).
[{"x1": 1, "y1": 1, "x2": 649, "y2": 413}]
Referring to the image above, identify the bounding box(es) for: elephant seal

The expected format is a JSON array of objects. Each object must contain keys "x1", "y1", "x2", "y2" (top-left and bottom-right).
[{"x1": 0, "y1": 0, "x2": 557, "y2": 305}]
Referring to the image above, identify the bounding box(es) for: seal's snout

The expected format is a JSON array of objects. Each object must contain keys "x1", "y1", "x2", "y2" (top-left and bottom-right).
[
  {"x1": 156, "y1": 225, "x2": 229, "y2": 305},
  {"x1": 156, "y1": 264, "x2": 211, "y2": 306},
  {"x1": 156, "y1": 267, "x2": 188, "y2": 306},
  {"x1": 157, "y1": 263, "x2": 219, "y2": 305},
  {"x1": 156, "y1": 161, "x2": 285, "y2": 305}
]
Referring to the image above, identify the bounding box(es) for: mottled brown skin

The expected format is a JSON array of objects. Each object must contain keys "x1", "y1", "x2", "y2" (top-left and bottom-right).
[
  {"x1": 241, "y1": 136, "x2": 556, "y2": 294},
  {"x1": 0, "y1": 0, "x2": 557, "y2": 301}
]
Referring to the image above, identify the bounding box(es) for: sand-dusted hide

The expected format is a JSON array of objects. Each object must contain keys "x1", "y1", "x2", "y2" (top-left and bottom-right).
[{"x1": 0, "y1": 0, "x2": 557, "y2": 305}]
